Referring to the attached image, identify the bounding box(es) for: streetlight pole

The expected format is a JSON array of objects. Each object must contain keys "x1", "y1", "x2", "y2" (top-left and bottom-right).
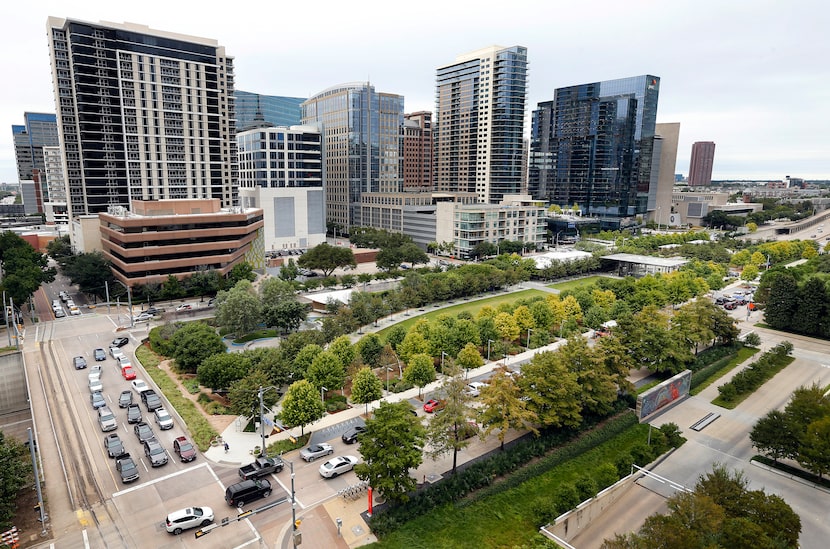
[
  {"x1": 503, "y1": 353, "x2": 508, "y2": 366},
  {"x1": 258, "y1": 385, "x2": 279, "y2": 457},
  {"x1": 441, "y1": 352, "x2": 447, "y2": 376},
  {"x1": 289, "y1": 459, "x2": 298, "y2": 547},
  {"x1": 321, "y1": 386, "x2": 327, "y2": 404},
  {"x1": 487, "y1": 339, "x2": 494, "y2": 362},
  {"x1": 526, "y1": 328, "x2": 533, "y2": 352}
]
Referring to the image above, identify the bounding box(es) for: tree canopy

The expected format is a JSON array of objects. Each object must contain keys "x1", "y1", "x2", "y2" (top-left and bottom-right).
[
  {"x1": 169, "y1": 321, "x2": 225, "y2": 373},
  {"x1": 298, "y1": 243, "x2": 356, "y2": 276},
  {"x1": 0, "y1": 231, "x2": 56, "y2": 306},
  {"x1": 280, "y1": 380, "x2": 325, "y2": 436}
]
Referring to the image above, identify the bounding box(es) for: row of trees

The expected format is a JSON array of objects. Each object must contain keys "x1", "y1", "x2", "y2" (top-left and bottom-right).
[
  {"x1": 750, "y1": 382, "x2": 830, "y2": 478},
  {"x1": 762, "y1": 268, "x2": 830, "y2": 338},
  {"x1": 0, "y1": 231, "x2": 55, "y2": 309},
  {"x1": 214, "y1": 278, "x2": 309, "y2": 337}
]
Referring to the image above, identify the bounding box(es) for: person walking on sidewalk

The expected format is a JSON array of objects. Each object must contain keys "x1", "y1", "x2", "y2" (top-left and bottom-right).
[{"x1": 224, "y1": 441, "x2": 230, "y2": 453}]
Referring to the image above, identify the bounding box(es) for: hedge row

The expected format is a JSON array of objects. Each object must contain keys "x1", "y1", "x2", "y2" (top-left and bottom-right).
[
  {"x1": 690, "y1": 345, "x2": 759, "y2": 395},
  {"x1": 368, "y1": 401, "x2": 636, "y2": 537},
  {"x1": 714, "y1": 342, "x2": 794, "y2": 408}
]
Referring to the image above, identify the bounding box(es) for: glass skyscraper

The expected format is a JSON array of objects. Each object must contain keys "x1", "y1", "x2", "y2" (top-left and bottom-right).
[
  {"x1": 434, "y1": 46, "x2": 528, "y2": 204},
  {"x1": 530, "y1": 75, "x2": 660, "y2": 227},
  {"x1": 235, "y1": 90, "x2": 305, "y2": 132},
  {"x1": 301, "y1": 83, "x2": 404, "y2": 229}
]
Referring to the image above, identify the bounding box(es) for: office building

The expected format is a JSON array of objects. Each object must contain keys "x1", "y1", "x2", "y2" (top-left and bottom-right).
[
  {"x1": 237, "y1": 124, "x2": 326, "y2": 251},
  {"x1": 434, "y1": 46, "x2": 528, "y2": 204},
  {"x1": 402, "y1": 112, "x2": 433, "y2": 192},
  {"x1": 688, "y1": 141, "x2": 716, "y2": 186},
  {"x1": 301, "y1": 82, "x2": 404, "y2": 229},
  {"x1": 12, "y1": 113, "x2": 60, "y2": 186},
  {"x1": 530, "y1": 75, "x2": 661, "y2": 228},
  {"x1": 652, "y1": 123, "x2": 680, "y2": 227},
  {"x1": 99, "y1": 199, "x2": 263, "y2": 287},
  {"x1": 235, "y1": 90, "x2": 305, "y2": 132},
  {"x1": 42, "y1": 146, "x2": 69, "y2": 223},
  {"x1": 47, "y1": 17, "x2": 238, "y2": 220}
]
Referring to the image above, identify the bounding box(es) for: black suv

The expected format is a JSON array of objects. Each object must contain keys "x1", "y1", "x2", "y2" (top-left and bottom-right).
[
  {"x1": 341, "y1": 425, "x2": 367, "y2": 444},
  {"x1": 143, "y1": 438, "x2": 169, "y2": 467},
  {"x1": 116, "y1": 453, "x2": 139, "y2": 483},
  {"x1": 225, "y1": 479, "x2": 272, "y2": 507},
  {"x1": 141, "y1": 389, "x2": 163, "y2": 412}
]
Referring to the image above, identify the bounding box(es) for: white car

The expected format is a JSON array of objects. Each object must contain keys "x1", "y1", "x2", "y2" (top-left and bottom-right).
[
  {"x1": 154, "y1": 408, "x2": 174, "y2": 430},
  {"x1": 110, "y1": 346, "x2": 126, "y2": 360},
  {"x1": 88, "y1": 377, "x2": 103, "y2": 393},
  {"x1": 165, "y1": 506, "x2": 214, "y2": 535},
  {"x1": 118, "y1": 356, "x2": 132, "y2": 368},
  {"x1": 131, "y1": 379, "x2": 150, "y2": 394},
  {"x1": 135, "y1": 312, "x2": 153, "y2": 322},
  {"x1": 465, "y1": 381, "x2": 488, "y2": 397},
  {"x1": 69, "y1": 306, "x2": 81, "y2": 316},
  {"x1": 319, "y1": 455, "x2": 359, "y2": 478}
]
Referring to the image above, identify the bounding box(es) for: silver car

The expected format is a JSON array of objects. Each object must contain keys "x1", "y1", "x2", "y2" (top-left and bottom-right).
[
  {"x1": 98, "y1": 406, "x2": 118, "y2": 432},
  {"x1": 300, "y1": 443, "x2": 333, "y2": 462},
  {"x1": 154, "y1": 408, "x2": 174, "y2": 430}
]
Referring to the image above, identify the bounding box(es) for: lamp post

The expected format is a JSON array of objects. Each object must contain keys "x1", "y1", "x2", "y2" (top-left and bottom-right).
[
  {"x1": 112, "y1": 279, "x2": 134, "y2": 327},
  {"x1": 657, "y1": 206, "x2": 661, "y2": 231},
  {"x1": 321, "y1": 386, "x2": 327, "y2": 404},
  {"x1": 487, "y1": 339, "x2": 494, "y2": 362},
  {"x1": 258, "y1": 385, "x2": 280, "y2": 457},
  {"x1": 526, "y1": 328, "x2": 533, "y2": 352},
  {"x1": 555, "y1": 230, "x2": 563, "y2": 248},
  {"x1": 441, "y1": 352, "x2": 447, "y2": 375},
  {"x1": 503, "y1": 353, "x2": 508, "y2": 366}
]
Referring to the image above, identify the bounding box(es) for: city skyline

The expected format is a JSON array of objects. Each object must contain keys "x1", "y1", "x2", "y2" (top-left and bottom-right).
[{"x1": 1, "y1": 0, "x2": 827, "y2": 185}]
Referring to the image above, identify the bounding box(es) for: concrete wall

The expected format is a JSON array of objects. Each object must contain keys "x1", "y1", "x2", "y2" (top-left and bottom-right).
[{"x1": 0, "y1": 351, "x2": 28, "y2": 414}]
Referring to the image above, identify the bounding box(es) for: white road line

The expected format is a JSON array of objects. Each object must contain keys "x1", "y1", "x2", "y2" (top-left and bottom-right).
[
  {"x1": 270, "y1": 475, "x2": 306, "y2": 509},
  {"x1": 112, "y1": 461, "x2": 209, "y2": 497}
]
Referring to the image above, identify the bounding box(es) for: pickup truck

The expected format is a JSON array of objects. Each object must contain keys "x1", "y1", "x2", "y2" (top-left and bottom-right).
[{"x1": 238, "y1": 456, "x2": 284, "y2": 480}]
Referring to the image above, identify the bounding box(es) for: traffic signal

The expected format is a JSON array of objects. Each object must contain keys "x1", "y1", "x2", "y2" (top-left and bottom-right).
[{"x1": 294, "y1": 519, "x2": 302, "y2": 529}]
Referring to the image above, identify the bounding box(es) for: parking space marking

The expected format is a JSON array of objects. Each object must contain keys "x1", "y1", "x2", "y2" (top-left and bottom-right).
[{"x1": 112, "y1": 461, "x2": 210, "y2": 497}]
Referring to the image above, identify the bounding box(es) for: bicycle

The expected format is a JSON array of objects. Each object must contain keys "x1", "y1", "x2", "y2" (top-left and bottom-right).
[{"x1": 210, "y1": 435, "x2": 224, "y2": 447}]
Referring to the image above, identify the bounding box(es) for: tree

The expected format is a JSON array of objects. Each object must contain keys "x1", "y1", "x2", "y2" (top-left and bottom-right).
[
  {"x1": 557, "y1": 337, "x2": 619, "y2": 416},
  {"x1": 764, "y1": 272, "x2": 799, "y2": 330},
  {"x1": 618, "y1": 305, "x2": 690, "y2": 374},
  {"x1": 169, "y1": 322, "x2": 226, "y2": 373},
  {"x1": 328, "y1": 335, "x2": 356, "y2": 372},
  {"x1": 293, "y1": 344, "x2": 323, "y2": 380},
  {"x1": 306, "y1": 351, "x2": 346, "y2": 395},
  {"x1": 354, "y1": 400, "x2": 425, "y2": 505},
  {"x1": 46, "y1": 234, "x2": 72, "y2": 263},
  {"x1": 215, "y1": 280, "x2": 262, "y2": 336},
  {"x1": 227, "y1": 261, "x2": 256, "y2": 286},
  {"x1": 403, "y1": 353, "x2": 436, "y2": 398},
  {"x1": 298, "y1": 243, "x2": 356, "y2": 276},
  {"x1": 260, "y1": 278, "x2": 307, "y2": 333},
  {"x1": 740, "y1": 264, "x2": 760, "y2": 282},
  {"x1": 279, "y1": 258, "x2": 300, "y2": 282},
  {"x1": 228, "y1": 369, "x2": 279, "y2": 417},
  {"x1": 0, "y1": 431, "x2": 31, "y2": 529},
  {"x1": 59, "y1": 251, "x2": 111, "y2": 300},
  {"x1": 397, "y1": 331, "x2": 429, "y2": 364},
  {"x1": 351, "y1": 367, "x2": 383, "y2": 415},
  {"x1": 478, "y1": 366, "x2": 538, "y2": 449},
  {"x1": 280, "y1": 380, "x2": 325, "y2": 436},
  {"x1": 797, "y1": 417, "x2": 830, "y2": 478},
  {"x1": 197, "y1": 353, "x2": 253, "y2": 391},
  {"x1": 493, "y1": 312, "x2": 520, "y2": 342},
  {"x1": 356, "y1": 333, "x2": 384, "y2": 368},
  {"x1": 189, "y1": 269, "x2": 222, "y2": 300},
  {"x1": 519, "y1": 351, "x2": 582, "y2": 428},
  {"x1": 425, "y1": 364, "x2": 476, "y2": 474},
  {"x1": 749, "y1": 410, "x2": 798, "y2": 462},
  {"x1": 455, "y1": 343, "x2": 484, "y2": 376}
]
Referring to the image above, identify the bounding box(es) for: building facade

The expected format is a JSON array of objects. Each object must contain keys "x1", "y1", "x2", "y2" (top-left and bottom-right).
[
  {"x1": 688, "y1": 141, "x2": 716, "y2": 186},
  {"x1": 98, "y1": 199, "x2": 263, "y2": 287},
  {"x1": 47, "y1": 17, "x2": 238, "y2": 221},
  {"x1": 12, "y1": 112, "x2": 60, "y2": 185},
  {"x1": 237, "y1": 125, "x2": 326, "y2": 252},
  {"x1": 435, "y1": 195, "x2": 546, "y2": 258},
  {"x1": 530, "y1": 75, "x2": 660, "y2": 228},
  {"x1": 434, "y1": 46, "x2": 528, "y2": 204},
  {"x1": 402, "y1": 112, "x2": 433, "y2": 192},
  {"x1": 42, "y1": 146, "x2": 69, "y2": 223},
  {"x1": 235, "y1": 90, "x2": 305, "y2": 132},
  {"x1": 301, "y1": 82, "x2": 404, "y2": 229}
]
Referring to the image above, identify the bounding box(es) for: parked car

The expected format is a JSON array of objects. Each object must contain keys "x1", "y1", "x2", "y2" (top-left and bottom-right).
[
  {"x1": 300, "y1": 443, "x2": 334, "y2": 462},
  {"x1": 165, "y1": 507, "x2": 214, "y2": 535},
  {"x1": 88, "y1": 364, "x2": 102, "y2": 380},
  {"x1": 69, "y1": 306, "x2": 81, "y2": 316},
  {"x1": 133, "y1": 421, "x2": 154, "y2": 442},
  {"x1": 118, "y1": 390, "x2": 133, "y2": 408},
  {"x1": 341, "y1": 425, "x2": 366, "y2": 444},
  {"x1": 97, "y1": 406, "x2": 118, "y2": 432},
  {"x1": 112, "y1": 337, "x2": 129, "y2": 348},
  {"x1": 126, "y1": 404, "x2": 142, "y2": 424},
  {"x1": 116, "y1": 453, "x2": 140, "y2": 483},
  {"x1": 143, "y1": 438, "x2": 168, "y2": 467},
  {"x1": 103, "y1": 433, "x2": 126, "y2": 458},
  {"x1": 121, "y1": 366, "x2": 136, "y2": 381},
  {"x1": 423, "y1": 399, "x2": 445, "y2": 413},
  {"x1": 224, "y1": 479, "x2": 271, "y2": 507},
  {"x1": 131, "y1": 379, "x2": 149, "y2": 394},
  {"x1": 154, "y1": 408, "x2": 174, "y2": 430},
  {"x1": 319, "y1": 456, "x2": 359, "y2": 479},
  {"x1": 724, "y1": 300, "x2": 739, "y2": 310},
  {"x1": 54, "y1": 308, "x2": 66, "y2": 318},
  {"x1": 73, "y1": 356, "x2": 87, "y2": 370},
  {"x1": 90, "y1": 391, "x2": 106, "y2": 409},
  {"x1": 172, "y1": 436, "x2": 197, "y2": 462},
  {"x1": 93, "y1": 348, "x2": 106, "y2": 361}
]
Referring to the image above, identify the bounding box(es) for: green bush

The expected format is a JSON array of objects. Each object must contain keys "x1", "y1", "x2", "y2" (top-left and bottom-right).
[
  {"x1": 554, "y1": 484, "x2": 580, "y2": 514},
  {"x1": 630, "y1": 443, "x2": 654, "y2": 467},
  {"x1": 691, "y1": 345, "x2": 759, "y2": 395},
  {"x1": 714, "y1": 343, "x2": 794, "y2": 408},
  {"x1": 594, "y1": 463, "x2": 620, "y2": 490},
  {"x1": 265, "y1": 433, "x2": 310, "y2": 457},
  {"x1": 615, "y1": 453, "x2": 633, "y2": 477},
  {"x1": 197, "y1": 392, "x2": 212, "y2": 405},
  {"x1": 659, "y1": 422, "x2": 685, "y2": 448},
  {"x1": 182, "y1": 378, "x2": 200, "y2": 394},
  {"x1": 575, "y1": 475, "x2": 597, "y2": 501},
  {"x1": 204, "y1": 401, "x2": 229, "y2": 415}
]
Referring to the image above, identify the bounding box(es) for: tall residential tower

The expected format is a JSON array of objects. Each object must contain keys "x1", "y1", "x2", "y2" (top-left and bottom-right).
[
  {"x1": 46, "y1": 17, "x2": 237, "y2": 219},
  {"x1": 434, "y1": 46, "x2": 528, "y2": 204},
  {"x1": 688, "y1": 141, "x2": 716, "y2": 186}
]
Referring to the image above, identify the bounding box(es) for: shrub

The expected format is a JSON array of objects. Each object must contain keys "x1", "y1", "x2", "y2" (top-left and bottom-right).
[
  {"x1": 659, "y1": 422, "x2": 685, "y2": 448},
  {"x1": 575, "y1": 475, "x2": 597, "y2": 501},
  {"x1": 714, "y1": 342, "x2": 794, "y2": 408},
  {"x1": 531, "y1": 497, "x2": 558, "y2": 527},
  {"x1": 553, "y1": 484, "x2": 580, "y2": 514},
  {"x1": 594, "y1": 463, "x2": 620, "y2": 490},
  {"x1": 630, "y1": 443, "x2": 654, "y2": 467},
  {"x1": 265, "y1": 433, "x2": 310, "y2": 457},
  {"x1": 205, "y1": 401, "x2": 229, "y2": 415},
  {"x1": 615, "y1": 453, "x2": 633, "y2": 478},
  {"x1": 197, "y1": 392, "x2": 212, "y2": 405},
  {"x1": 182, "y1": 378, "x2": 200, "y2": 394}
]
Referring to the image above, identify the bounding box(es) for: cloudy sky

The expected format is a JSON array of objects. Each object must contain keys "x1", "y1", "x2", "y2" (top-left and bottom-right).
[{"x1": 2, "y1": 0, "x2": 827, "y2": 184}]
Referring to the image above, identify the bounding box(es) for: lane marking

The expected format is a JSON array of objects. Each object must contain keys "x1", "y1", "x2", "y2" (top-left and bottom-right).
[{"x1": 112, "y1": 461, "x2": 209, "y2": 497}]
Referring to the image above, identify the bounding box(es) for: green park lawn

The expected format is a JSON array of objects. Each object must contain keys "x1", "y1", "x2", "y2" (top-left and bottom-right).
[
  {"x1": 547, "y1": 275, "x2": 616, "y2": 292},
  {"x1": 376, "y1": 289, "x2": 547, "y2": 338}
]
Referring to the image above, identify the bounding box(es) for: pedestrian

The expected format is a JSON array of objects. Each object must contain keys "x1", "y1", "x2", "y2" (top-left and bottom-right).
[{"x1": 224, "y1": 441, "x2": 229, "y2": 453}]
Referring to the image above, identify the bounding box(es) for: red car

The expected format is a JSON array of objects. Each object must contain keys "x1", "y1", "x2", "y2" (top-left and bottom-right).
[
  {"x1": 172, "y1": 436, "x2": 197, "y2": 462},
  {"x1": 423, "y1": 399, "x2": 445, "y2": 413},
  {"x1": 121, "y1": 366, "x2": 136, "y2": 380}
]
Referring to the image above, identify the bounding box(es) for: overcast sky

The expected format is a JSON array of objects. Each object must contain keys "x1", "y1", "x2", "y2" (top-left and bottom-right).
[{"x1": 2, "y1": 0, "x2": 827, "y2": 185}]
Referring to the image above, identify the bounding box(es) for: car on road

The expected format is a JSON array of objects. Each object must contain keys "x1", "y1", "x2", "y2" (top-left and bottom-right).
[
  {"x1": 88, "y1": 377, "x2": 103, "y2": 393},
  {"x1": 90, "y1": 391, "x2": 106, "y2": 409},
  {"x1": 135, "y1": 313, "x2": 153, "y2": 322},
  {"x1": 465, "y1": 381, "x2": 487, "y2": 397},
  {"x1": 154, "y1": 408, "x2": 174, "y2": 430},
  {"x1": 88, "y1": 364, "x2": 102, "y2": 380},
  {"x1": 175, "y1": 303, "x2": 192, "y2": 312},
  {"x1": 54, "y1": 308, "x2": 66, "y2": 318},
  {"x1": 341, "y1": 425, "x2": 366, "y2": 444},
  {"x1": 110, "y1": 346, "x2": 126, "y2": 361},
  {"x1": 173, "y1": 436, "x2": 197, "y2": 462},
  {"x1": 121, "y1": 366, "x2": 136, "y2": 381},
  {"x1": 165, "y1": 506, "x2": 214, "y2": 535},
  {"x1": 73, "y1": 356, "x2": 87, "y2": 370},
  {"x1": 93, "y1": 348, "x2": 106, "y2": 361},
  {"x1": 145, "y1": 307, "x2": 162, "y2": 316},
  {"x1": 116, "y1": 453, "x2": 140, "y2": 483},
  {"x1": 126, "y1": 404, "x2": 142, "y2": 424},
  {"x1": 134, "y1": 422, "x2": 154, "y2": 442},
  {"x1": 300, "y1": 443, "x2": 334, "y2": 462},
  {"x1": 423, "y1": 399, "x2": 445, "y2": 413},
  {"x1": 224, "y1": 479, "x2": 271, "y2": 507},
  {"x1": 97, "y1": 406, "x2": 118, "y2": 432},
  {"x1": 69, "y1": 306, "x2": 81, "y2": 316},
  {"x1": 118, "y1": 390, "x2": 133, "y2": 408},
  {"x1": 143, "y1": 438, "x2": 169, "y2": 467},
  {"x1": 319, "y1": 455, "x2": 359, "y2": 478},
  {"x1": 131, "y1": 379, "x2": 149, "y2": 394},
  {"x1": 118, "y1": 356, "x2": 132, "y2": 368},
  {"x1": 112, "y1": 337, "x2": 129, "y2": 348},
  {"x1": 141, "y1": 389, "x2": 163, "y2": 412},
  {"x1": 104, "y1": 433, "x2": 126, "y2": 458}
]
